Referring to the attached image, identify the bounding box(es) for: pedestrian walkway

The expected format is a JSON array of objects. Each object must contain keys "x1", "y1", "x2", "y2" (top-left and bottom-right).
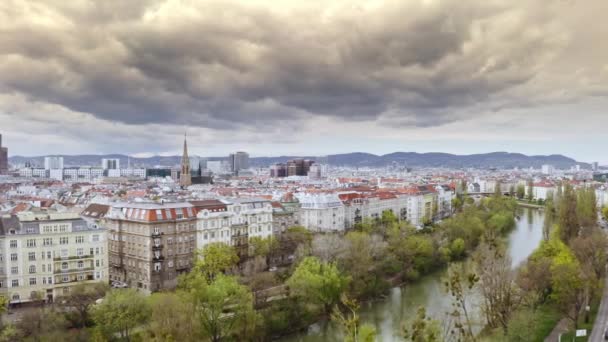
[{"x1": 545, "y1": 318, "x2": 569, "y2": 342}]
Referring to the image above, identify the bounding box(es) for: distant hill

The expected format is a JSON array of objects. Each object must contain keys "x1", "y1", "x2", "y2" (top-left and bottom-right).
[{"x1": 9, "y1": 151, "x2": 588, "y2": 169}]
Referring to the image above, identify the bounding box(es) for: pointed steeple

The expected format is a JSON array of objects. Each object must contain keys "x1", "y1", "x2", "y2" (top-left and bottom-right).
[{"x1": 179, "y1": 132, "x2": 192, "y2": 187}]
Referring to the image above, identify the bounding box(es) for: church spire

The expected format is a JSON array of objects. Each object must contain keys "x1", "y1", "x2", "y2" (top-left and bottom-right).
[{"x1": 179, "y1": 133, "x2": 192, "y2": 187}]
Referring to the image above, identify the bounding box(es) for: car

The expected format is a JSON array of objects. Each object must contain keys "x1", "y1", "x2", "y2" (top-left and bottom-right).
[
  {"x1": 111, "y1": 281, "x2": 129, "y2": 289},
  {"x1": 269, "y1": 266, "x2": 278, "y2": 272}
]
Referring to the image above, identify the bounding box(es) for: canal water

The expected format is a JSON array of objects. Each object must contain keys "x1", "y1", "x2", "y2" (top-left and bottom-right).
[{"x1": 280, "y1": 207, "x2": 545, "y2": 342}]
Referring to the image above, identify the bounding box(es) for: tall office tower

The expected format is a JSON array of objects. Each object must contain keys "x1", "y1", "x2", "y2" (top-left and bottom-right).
[
  {"x1": 101, "y1": 158, "x2": 120, "y2": 170},
  {"x1": 0, "y1": 134, "x2": 7, "y2": 175},
  {"x1": 229, "y1": 151, "x2": 249, "y2": 173},
  {"x1": 593, "y1": 162, "x2": 599, "y2": 171},
  {"x1": 44, "y1": 156, "x2": 64, "y2": 170},
  {"x1": 179, "y1": 135, "x2": 192, "y2": 187}
]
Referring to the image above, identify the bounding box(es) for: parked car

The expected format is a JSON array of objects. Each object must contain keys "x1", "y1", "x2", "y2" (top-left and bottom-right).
[{"x1": 111, "y1": 281, "x2": 128, "y2": 289}]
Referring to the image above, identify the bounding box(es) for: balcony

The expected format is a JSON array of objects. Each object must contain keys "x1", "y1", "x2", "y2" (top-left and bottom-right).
[
  {"x1": 152, "y1": 244, "x2": 163, "y2": 250},
  {"x1": 152, "y1": 256, "x2": 165, "y2": 262},
  {"x1": 53, "y1": 254, "x2": 94, "y2": 261},
  {"x1": 151, "y1": 231, "x2": 162, "y2": 237},
  {"x1": 54, "y1": 267, "x2": 94, "y2": 274}
]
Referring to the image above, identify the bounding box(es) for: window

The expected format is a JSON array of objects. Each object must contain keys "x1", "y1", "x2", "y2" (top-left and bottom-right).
[
  {"x1": 29, "y1": 265, "x2": 36, "y2": 274},
  {"x1": 29, "y1": 278, "x2": 36, "y2": 286},
  {"x1": 95, "y1": 247, "x2": 99, "y2": 255},
  {"x1": 11, "y1": 266, "x2": 18, "y2": 275},
  {"x1": 43, "y1": 238, "x2": 52, "y2": 246},
  {"x1": 77, "y1": 261, "x2": 84, "y2": 269},
  {"x1": 60, "y1": 237, "x2": 69, "y2": 245},
  {"x1": 77, "y1": 248, "x2": 84, "y2": 256},
  {"x1": 48, "y1": 277, "x2": 52, "y2": 284},
  {"x1": 42, "y1": 278, "x2": 46, "y2": 285},
  {"x1": 47, "y1": 251, "x2": 51, "y2": 259},
  {"x1": 26, "y1": 239, "x2": 36, "y2": 247},
  {"x1": 75, "y1": 236, "x2": 84, "y2": 244},
  {"x1": 62, "y1": 262, "x2": 68, "y2": 270},
  {"x1": 92, "y1": 234, "x2": 100, "y2": 242},
  {"x1": 10, "y1": 254, "x2": 17, "y2": 261},
  {"x1": 42, "y1": 265, "x2": 46, "y2": 272},
  {"x1": 62, "y1": 275, "x2": 69, "y2": 283},
  {"x1": 96, "y1": 259, "x2": 100, "y2": 267},
  {"x1": 28, "y1": 252, "x2": 35, "y2": 261},
  {"x1": 154, "y1": 263, "x2": 161, "y2": 271},
  {"x1": 168, "y1": 261, "x2": 174, "y2": 268},
  {"x1": 61, "y1": 249, "x2": 68, "y2": 258},
  {"x1": 11, "y1": 280, "x2": 18, "y2": 288},
  {"x1": 10, "y1": 240, "x2": 17, "y2": 248}
]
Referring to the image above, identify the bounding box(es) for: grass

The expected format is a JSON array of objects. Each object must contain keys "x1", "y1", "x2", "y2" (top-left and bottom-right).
[{"x1": 480, "y1": 303, "x2": 562, "y2": 342}]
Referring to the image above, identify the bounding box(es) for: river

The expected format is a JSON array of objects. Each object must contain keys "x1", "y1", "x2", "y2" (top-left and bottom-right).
[{"x1": 280, "y1": 207, "x2": 545, "y2": 342}]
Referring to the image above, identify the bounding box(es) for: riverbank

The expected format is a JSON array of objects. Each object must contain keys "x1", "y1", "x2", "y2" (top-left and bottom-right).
[{"x1": 281, "y1": 206, "x2": 545, "y2": 341}]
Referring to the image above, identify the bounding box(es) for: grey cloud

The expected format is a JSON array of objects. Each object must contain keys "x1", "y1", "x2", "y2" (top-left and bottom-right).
[{"x1": 0, "y1": 0, "x2": 593, "y2": 131}]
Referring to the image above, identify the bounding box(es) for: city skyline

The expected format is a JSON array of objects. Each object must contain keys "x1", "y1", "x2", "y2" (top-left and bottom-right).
[{"x1": 2, "y1": 1, "x2": 608, "y2": 162}]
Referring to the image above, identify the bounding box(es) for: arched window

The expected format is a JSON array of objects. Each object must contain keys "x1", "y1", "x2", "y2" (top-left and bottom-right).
[
  {"x1": 62, "y1": 262, "x2": 68, "y2": 270},
  {"x1": 77, "y1": 261, "x2": 84, "y2": 269}
]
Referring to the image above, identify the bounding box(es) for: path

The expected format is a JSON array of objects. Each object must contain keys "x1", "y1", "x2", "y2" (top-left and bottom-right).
[
  {"x1": 545, "y1": 318, "x2": 570, "y2": 342},
  {"x1": 589, "y1": 267, "x2": 608, "y2": 341}
]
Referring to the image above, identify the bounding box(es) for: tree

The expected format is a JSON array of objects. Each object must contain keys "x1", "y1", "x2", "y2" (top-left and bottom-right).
[
  {"x1": 527, "y1": 181, "x2": 534, "y2": 201},
  {"x1": 516, "y1": 185, "x2": 526, "y2": 200},
  {"x1": 558, "y1": 183, "x2": 579, "y2": 243},
  {"x1": 402, "y1": 307, "x2": 443, "y2": 342},
  {"x1": 331, "y1": 294, "x2": 376, "y2": 342},
  {"x1": 341, "y1": 231, "x2": 388, "y2": 298},
  {"x1": 60, "y1": 282, "x2": 109, "y2": 328},
  {"x1": 603, "y1": 206, "x2": 608, "y2": 222},
  {"x1": 16, "y1": 307, "x2": 75, "y2": 342},
  {"x1": 474, "y1": 244, "x2": 520, "y2": 334},
  {"x1": 146, "y1": 292, "x2": 200, "y2": 342},
  {"x1": 249, "y1": 236, "x2": 278, "y2": 260},
  {"x1": 444, "y1": 264, "x2": 478, "y2": 341},
  {"x1": 576, "y1": 187, "x2": 598, "y2": 233},
  {"x1": 517, "y1": 257, "x2": 553, "y2": 308},
  {"x1": 311, "y1": 233, "x2": 347, "y2": 263},
  {"x1": 181, "y1": 273, "x2": 257, "y2": 342},
  {"x1": 92, "y1": 289, "x2": 151, "y2": 341},
  {"x1": 506, "y1": 309, "x2": 541, "y2": 342},
  {"x1": 551, "y1": 260, "x2": 586, "y2": 330},
  {"x1": 193, "y1": 243, "x2": 239, "y2": 282},
  {"x1": 287, "y1": 256, "x2": 350, "y2": 314}
]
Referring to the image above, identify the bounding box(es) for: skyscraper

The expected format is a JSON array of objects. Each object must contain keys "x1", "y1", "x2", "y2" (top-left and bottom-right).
[
  {"x1": 102, "y1": 158, "x2": 120, "y2": 170},
  {"x1": 179, "y1": 134, "x2": 192, "y2": 187},
  {"x1": 44, "y1": 156, "x2": 64, "y2": 170},
  {"x1": 229, "y1": 151, "x2": 249, "y2": 173},
  {"x1": 0, "y1": 134, "x2": 7, "y2": 175}
]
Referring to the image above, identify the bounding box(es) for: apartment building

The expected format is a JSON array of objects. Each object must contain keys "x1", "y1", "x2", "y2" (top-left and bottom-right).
[
  {"x1": 194, "y1": 199, "x2": 273, "y2": 258},
  {"x1": 106, "y1": 202, "x2": 197, "y2": 293},
  {"x1": 0, "y1": 212, "x2": 108, "y2": 305},
  {"x1": 295, "y1": 193, "x2": 345, "y2": 232}
]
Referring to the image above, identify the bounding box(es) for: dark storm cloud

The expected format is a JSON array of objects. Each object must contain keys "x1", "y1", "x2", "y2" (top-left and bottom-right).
[{"x1": 0, "y1": 0, "x2": 575, "y2": 130}]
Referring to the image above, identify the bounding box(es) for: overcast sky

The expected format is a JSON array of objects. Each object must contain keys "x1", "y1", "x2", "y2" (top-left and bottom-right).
[{"x1": 1, "y1": 0, "x2": 607, "y2": 162}]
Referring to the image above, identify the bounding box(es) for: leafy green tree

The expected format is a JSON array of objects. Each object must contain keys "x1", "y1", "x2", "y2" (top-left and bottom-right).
[
  {"x1": 558, "y1": 183, "x2": 579, "y2": 243},
  {"x1": 576, "y1": 187, "x2": 598, "y2": 232},
  {"x1": 450, "y1": 238, "x2": 466, "y2": 260},
  {"x1": 331, "y1": 294, "x2": 376, "y2": 342},
  {"x1": 193, "y1": 243, "x2": 239, "y2": 282},
  {"x1": 506, "y1": 309, "x2": 541, "y2": 342},
  {"x1": 526, "y1": 181, "x2": 534, "y2": 201},
  {"x1": 451, "y1": 197, "x2": 463, "y2": 213},
  {"x1": 551, "y1": 260, "x2": 586, "y2": 330},
  {"x1": 603, "y1": 206, "x2": 608, "y2": 222},
  {"x1": 249, "y1": 236, "x2": 278, "y2": 259},
  {"x1": 92, "y1": 289, "x2": 151, "y2": 341},
  {"x1": 60, "y1": 282, "x2": 109, "y2": 328},
  {"x1": 287, "y1": 256, "x2": 350, "y2": 314},
  {"x1": 402, "y1": 306, "x2": 442, "y2": 342},
  {"x1": 146, "y1": 292, "x2": 200, "y2": 342},
  {"x1": 342, "y1": 231, "x2": 388, "y2": 298},
  {"x1": 516, "y1": 184, "x2": 526, "y2": 200},
  {"x1": 180, "y1": 273, "x2": 257, "y2": 342}
]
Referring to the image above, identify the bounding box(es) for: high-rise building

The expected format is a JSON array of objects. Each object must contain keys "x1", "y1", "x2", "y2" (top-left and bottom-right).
[
  {"x1": 229, "y1": 152, "x2": 249, "y2": 173},
  {"x1": 270, "y1": 159, "x2": 315, "y2": 177},
  {"x1": 0, "y1": 134, "x2": 8, "y2": 175},
  {"x1": 179, "y1": 135, "x2": 192, "y2": 187},
  {"x1": 44, "y1": 156, "x2": 64, "y2": 170},
  {"x1": 101, "y1": 158, "x2": 120, "y2": 170},
  {"x1": 593, "y1": 162, "x2": 599, "y2": 171},
  {"x1": 541, "y1": 164, "x2": 554, "y2": 175}
]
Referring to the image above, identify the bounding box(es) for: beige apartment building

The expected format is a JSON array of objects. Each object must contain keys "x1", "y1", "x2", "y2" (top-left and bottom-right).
[
  {"x1": 0, "y1": 212, "x2": 108, "y2": 305},
  {"x1": 106, "y1": 203, "x2": 197, "y2": 293}
]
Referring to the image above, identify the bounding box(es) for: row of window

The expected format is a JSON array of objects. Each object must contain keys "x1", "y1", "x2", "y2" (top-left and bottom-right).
[
  {"x1": 9, "y1": 235, "x2": 99, "y2": 248},
  {"x1": 8, "y1": 247, "x2": 103, "y2": 262}
]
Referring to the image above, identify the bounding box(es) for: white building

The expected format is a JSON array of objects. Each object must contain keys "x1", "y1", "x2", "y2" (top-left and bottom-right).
[
  {"x1": 0, "y1": 212, "x2": 108, "y2": 304},
  {"x1": 44, "y1": 157, "x2": 64, "y2": 170},
  {"x1": 194, "y1": 199, "x2": 273, "y2": 253},
  {"x1": 541, "y1": 164, "x2": 555, "y2": 175},
  {"x1": 295, "y1": 193, "x2": 345, "y2": 232}
]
